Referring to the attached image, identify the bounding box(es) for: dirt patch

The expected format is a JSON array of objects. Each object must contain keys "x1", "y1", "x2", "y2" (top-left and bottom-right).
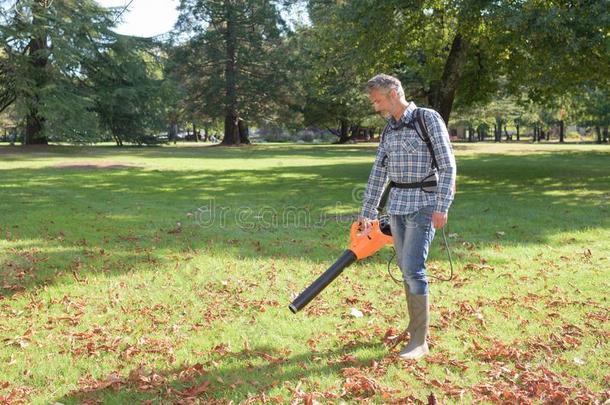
[{"x1": 53, "y1": 162, "x2": 142, "y2": 170}]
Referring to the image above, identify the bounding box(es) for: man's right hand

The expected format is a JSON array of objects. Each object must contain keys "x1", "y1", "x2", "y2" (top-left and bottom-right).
[{"x1": 358, "y1": 217, "x2": 373, "y2": 236}]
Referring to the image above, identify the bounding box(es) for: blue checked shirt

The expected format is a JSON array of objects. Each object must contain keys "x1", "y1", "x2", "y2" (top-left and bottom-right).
[{"x1": 360, "y1": 102, "x2": 457, "y2": 219}]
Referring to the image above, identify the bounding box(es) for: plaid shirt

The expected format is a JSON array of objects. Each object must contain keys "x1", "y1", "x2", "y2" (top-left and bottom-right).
[{"x1": 360, "y1": 102, "x2": 457, "y2": 219}]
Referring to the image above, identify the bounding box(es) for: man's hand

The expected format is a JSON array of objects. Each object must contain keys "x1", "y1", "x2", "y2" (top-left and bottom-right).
[
  {"x1": 358, "y1": 217, "x2": 373, "y2": 236},
  {"x1": 432, "y1": 212, "x2": 448, "y2": 229}
]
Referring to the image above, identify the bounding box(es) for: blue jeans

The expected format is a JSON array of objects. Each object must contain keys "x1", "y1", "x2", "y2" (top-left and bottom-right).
[{"x1": 390, "y1": 205, "x2": 436, "y2": 295}]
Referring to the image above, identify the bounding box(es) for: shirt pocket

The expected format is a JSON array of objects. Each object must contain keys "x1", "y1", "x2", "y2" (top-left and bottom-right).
[{"x1": 401, "y1": 136, "x2": 421, "y2": 154}]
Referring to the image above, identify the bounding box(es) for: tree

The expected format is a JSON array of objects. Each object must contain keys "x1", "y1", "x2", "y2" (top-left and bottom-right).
[
  {"x1": 310, "y1": 0, "x2": 501, "y2": 124},
  {"x1": 0, "y1": 0, "x2": 117, "y2": 144},
  {"x1": 570, "y1": 86, "x2": 610, "y2": 144},
  {"x1": 174, "y1": 0, "x2": 291, "y2": 145},
  {"x1": 501, "y1": 0, "x2": 609, "y2": 104},
  {"x1": 304, "y1": 0, "x2": 609, "y2": 127},
  {"x1": 84, "y1": 36, "x2": 167, "y2": 146},
  {"x1": 288, "y1": 3, "x2": 378, "y2": 143}
]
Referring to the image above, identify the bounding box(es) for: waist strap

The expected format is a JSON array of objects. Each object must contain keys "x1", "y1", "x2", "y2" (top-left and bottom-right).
[
  {"x1": 391, "y1": 179, "x2": 437, "y2": 189},
  {"x1": 376, "y1": 176, "x2": 438, "y2": 215}
]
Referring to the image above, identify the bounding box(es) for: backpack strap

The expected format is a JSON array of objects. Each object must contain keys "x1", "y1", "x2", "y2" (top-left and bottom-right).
[
  {"x1": 412, "y1": 108, "x2": 439, "y2": 170},
  {"x1": 375, "y1": 123, "x2": 391, "y2": 215},
  {"x1": 379, "y1": 122, "x2": 390, "y2": 145},
  {"x1": 378, "y1": 123, "x2": 390, "y2": 168}
]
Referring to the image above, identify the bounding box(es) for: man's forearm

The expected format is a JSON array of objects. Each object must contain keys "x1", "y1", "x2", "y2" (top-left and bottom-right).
[
  {"x1": 360, "y1": 146, "x2": 388, "y2": 219},
  {"x1": 434, "y1": 166, "x2": 456, "y2": 213}
]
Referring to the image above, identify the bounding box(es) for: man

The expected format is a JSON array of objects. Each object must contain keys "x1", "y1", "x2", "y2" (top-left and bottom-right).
[{"x1": 359, "y1": 74, "x2": 456, "y2": 360}]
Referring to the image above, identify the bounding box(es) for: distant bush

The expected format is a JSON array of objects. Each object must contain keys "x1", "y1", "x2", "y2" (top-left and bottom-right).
[{"x1": 255, "y1": 126, "x2": 336, "y2": 143}]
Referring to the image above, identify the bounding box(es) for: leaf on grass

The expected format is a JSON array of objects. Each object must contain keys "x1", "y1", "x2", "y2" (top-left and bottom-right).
[
  {"x1": 176, "y1": 380, "x2": 210, "y2": 398},
  {"x1": 341, "y1": 367, "x2": 381, "y2": 398},
  {"x1": 177, "y1": 363, "x2": 206, "y2": 383},
  {"x1": 463, "y1": 263, "x2": 495, "y2": 272},
  {"x1": 3, "y1": 328, "x2": 33, "y2": 349},
  {"x1": 0, "y1": 386, "x2": 35, "y2": 404}
]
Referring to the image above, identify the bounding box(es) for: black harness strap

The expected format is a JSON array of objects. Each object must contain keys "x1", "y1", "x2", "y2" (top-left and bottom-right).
[
  {"x1": 391, "y1": 178, "x2": 438, "y2": 189},
  {"x1": 412, "y1": 108, "x2": 439, "y2": 170},
  {"x1": 376, "y1": 107, "x2": 439, "y2": 215}
]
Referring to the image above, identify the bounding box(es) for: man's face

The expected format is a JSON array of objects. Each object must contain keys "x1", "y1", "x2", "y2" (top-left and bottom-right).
[{"x1": 368, "y1": 88, "x2": 395, "y2": 119}]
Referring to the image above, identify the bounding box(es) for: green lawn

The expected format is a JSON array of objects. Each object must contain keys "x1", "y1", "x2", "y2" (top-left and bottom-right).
[{"x1": 0, "y1": 142, "x2": 608, "y2": 404}]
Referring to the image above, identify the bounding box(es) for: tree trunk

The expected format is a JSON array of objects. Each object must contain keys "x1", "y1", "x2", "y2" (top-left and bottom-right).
[
  {"x1": 468, "y1": 126, "x2": 474, "y2": 142},
  {"x1": 221, "y1": 4, "x2": 240, "y2": 146},
  {"x1": 193, "y1": 122, "x2": 198, "y2": 142},
  {"x1": 25, "y1": 111, "x2": 45, "y2": 145},
  {"x1": 24, "y1": 16, "x2": 49, "y2": 145},
  {"x1": 428, "y1": 33, "x2": 468, "y2": 124},
  {"x1": 603, "y1": 126, "x2": 609, "y2": 143},
  {"x1": 559, "y1": 120, "x2": 564, "y2": 143},
  {"x1": 478, "y1": 125, "x2": 486, "y2": 141},
  {"x1": 223, "y1": 113, "x2": 239, "y2": 145},
  {"x1": 595, "y1": 126, "x2": 602, "y2": 144},
  {"x1": 533, "y1": 126, "x2": 537, "y2": 142},
  {"x1": 168, "y1": 123, "x2": 178, "y2": 143},
  {"x1": 338, "y1": 119, "x2": 350, "y2": 143},
  {"x1": 112, "y1": 132, "x2": 123, "y2": 147},
  {"x1": 516, "y1": 124, "x2": 520, "y2": 141},
  {"x1": 204, "y1": 125, "x2": 209, "y2": 142},
  {"x1": 349, "y1": 124, "x2": 360, "y2": 142},
  {"x1": 238, "y1": 119, "x2": 250, "y2": 144}
]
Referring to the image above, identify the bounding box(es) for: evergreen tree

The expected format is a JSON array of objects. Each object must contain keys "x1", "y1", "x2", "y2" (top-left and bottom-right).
[
  {"x1": 0, "y1": 0, "x2": 117, "y2": 144},
  {"x1": 174, "y1": 0, "x2": 291, "y2": 145}
]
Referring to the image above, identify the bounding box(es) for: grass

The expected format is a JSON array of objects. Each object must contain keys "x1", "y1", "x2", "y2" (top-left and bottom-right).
[{"x1": 0, "y1": 142, "x2": 608, "y2": 404}]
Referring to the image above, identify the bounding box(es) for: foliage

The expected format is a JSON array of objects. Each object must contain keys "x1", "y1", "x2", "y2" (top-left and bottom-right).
[
  {"x1": 85, "y1": 36, "x2": 168, "y2": 146},
  {"x1": 173, "y1": 0, "x2": 294, "y2": 144},
  {"x1": 0, "y1": 0, "x2": 117, "y2": 143}
]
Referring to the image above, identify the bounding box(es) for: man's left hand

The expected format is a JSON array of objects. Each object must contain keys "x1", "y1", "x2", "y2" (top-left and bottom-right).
[{"x1": 432, "y1": 212, "x2": 448, "y2": 229}]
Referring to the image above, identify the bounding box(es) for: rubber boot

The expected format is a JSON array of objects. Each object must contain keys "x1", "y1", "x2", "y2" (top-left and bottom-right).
[
  {"x1": 399, "y1": 294, "x2": 429, "y2": 360},
  {"x1": 404, "y1": 284, "x2": 415, "y2": 335},
  {"x1": 387, "y1": 284, "x2": 415, "y2": 349}
]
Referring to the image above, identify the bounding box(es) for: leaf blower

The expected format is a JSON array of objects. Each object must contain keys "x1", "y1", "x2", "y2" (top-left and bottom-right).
[{"x1": 288, "y1": 216, "x2": 393, "y2": 314}]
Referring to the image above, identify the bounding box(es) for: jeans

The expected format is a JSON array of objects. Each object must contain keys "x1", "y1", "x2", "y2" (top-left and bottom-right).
[{"x1": 390, "y1": 204, "x2": 436, "y2": 295}]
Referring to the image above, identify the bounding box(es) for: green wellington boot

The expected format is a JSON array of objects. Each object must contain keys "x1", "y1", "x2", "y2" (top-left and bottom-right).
[
  {"x1": 404, "y1": 284, "x2": 415, "y2": 335},
  {"x1": 388, "y1": 284, "x2": 415, "y2": 349},
  {"x1": 399, "y1": 293, "x2": 429, "y2": 360}
]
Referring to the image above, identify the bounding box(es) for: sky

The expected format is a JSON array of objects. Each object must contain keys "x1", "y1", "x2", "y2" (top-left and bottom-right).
[
  {"x1": 95, "y1": 1, "x2": 309, "y2": 38},
  {"x1": 96, "y1": 0, "x2": 180, "y2": 38}
]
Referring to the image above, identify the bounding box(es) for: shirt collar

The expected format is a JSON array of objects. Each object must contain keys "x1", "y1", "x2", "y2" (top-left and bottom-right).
[{"x1": 388, "y1": 102, "x2": 417, "y2": 129}]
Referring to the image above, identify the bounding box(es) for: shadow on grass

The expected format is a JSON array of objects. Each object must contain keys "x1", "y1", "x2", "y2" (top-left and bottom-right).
[
  {"x1": 0, "y1": 143, "x2": 376, "y2": 162},
  {"x1": 54, "y1": 341, "x2": 389, "y2": 404},
  {"x1": 0, "y1": 149, "x2": 608, "y2": 296}
]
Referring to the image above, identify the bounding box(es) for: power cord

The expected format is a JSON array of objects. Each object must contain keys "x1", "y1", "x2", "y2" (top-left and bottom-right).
[{"x1": 386, "y1": 226, "x2": 454, "y2": 284}]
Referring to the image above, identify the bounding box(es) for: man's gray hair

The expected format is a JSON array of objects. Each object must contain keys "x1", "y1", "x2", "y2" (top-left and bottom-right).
[{"x1": 365, "y1": 74, "x2": 405, "y2": 99}]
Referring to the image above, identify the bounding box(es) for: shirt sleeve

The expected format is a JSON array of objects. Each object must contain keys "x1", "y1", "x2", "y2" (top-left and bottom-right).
[
  {"x1": 360, "y1": 140, "x2": 388, "y2": 220},
  {"x1": 424, "y1": 110, "x2": 457, "y2": 214}
]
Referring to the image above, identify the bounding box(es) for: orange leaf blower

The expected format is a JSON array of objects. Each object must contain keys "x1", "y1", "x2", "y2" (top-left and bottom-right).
[{"x1": 289, "y1": 217, "x2": 393, "y2": 313}]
